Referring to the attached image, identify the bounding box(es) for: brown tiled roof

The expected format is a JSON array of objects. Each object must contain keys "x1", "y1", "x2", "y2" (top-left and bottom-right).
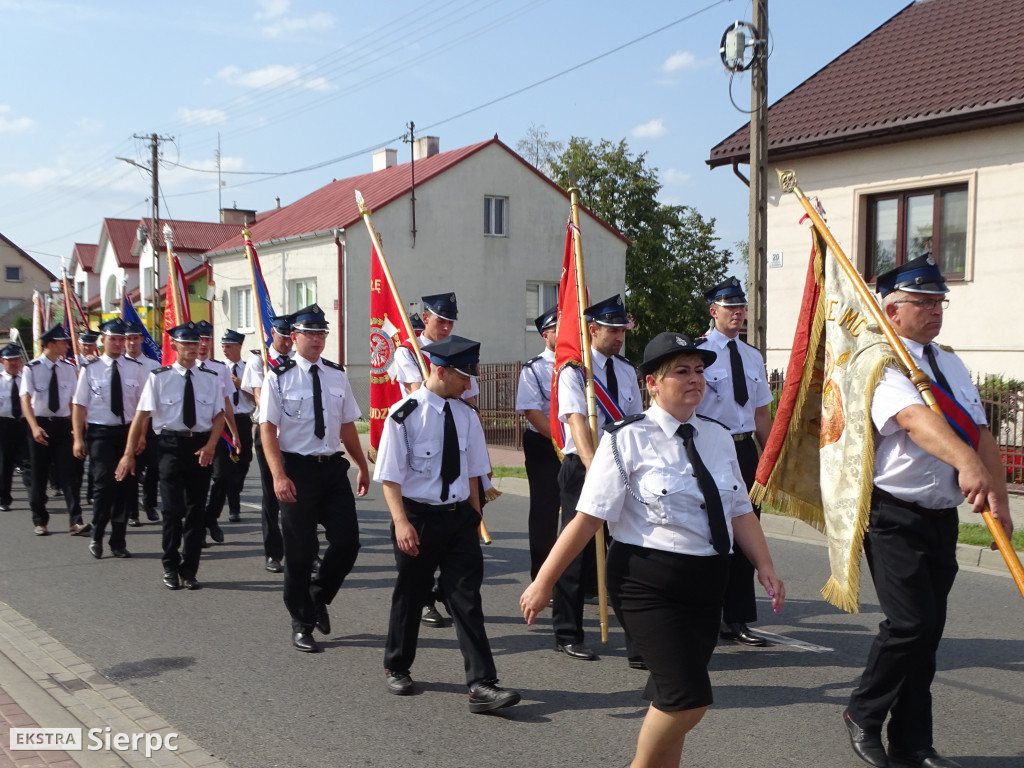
[
  {"x1": 102, "y1": 218, "x2": 143, "y2": 269},
  {"x1": 206, "y1": 136, "x2": 627, "y2": 254},
  {"x1": 708, "y1": 0, "x2": 1024, "y2": 167},
  {"x1": 149, "y1": 219, "x2": 242, "y2": 255},
  {"x1": 72, "y1": 243, "x2": 98, "y2": 273}
]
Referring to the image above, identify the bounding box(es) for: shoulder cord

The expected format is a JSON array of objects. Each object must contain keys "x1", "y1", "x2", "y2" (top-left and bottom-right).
[
  {"x1": 401, "y1": 421, "x2": 414, "y2": 470},
  {"x1": 528, "y1": 364, "x2": 549, "y2": 402},
  {"x1": 609, "y1": 431, "x2": 648, "y2": 505},
  {"x1": 274, "y1": 371, "x2": 303, "y2": 418}
]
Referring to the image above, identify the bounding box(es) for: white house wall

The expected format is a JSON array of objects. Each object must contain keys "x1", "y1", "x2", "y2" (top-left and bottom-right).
[{"x1": 765, "y1": 122, "x2": 1024, "y2": 380}]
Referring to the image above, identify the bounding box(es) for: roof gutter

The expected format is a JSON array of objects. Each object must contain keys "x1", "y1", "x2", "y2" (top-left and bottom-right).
[{"x1": 204, "y1": 228, "x2": 339, "y2": 259}]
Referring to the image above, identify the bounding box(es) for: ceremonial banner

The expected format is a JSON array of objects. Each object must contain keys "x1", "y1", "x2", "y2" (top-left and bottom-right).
[
  {"x1": 243, "y1": 231, "x2": 277, "y2": 347},
  {"x1": 60, "y1": 274, "x2": 88, "y2": 364},
  {"x1": 32, "y1": 290, "x2": 44, "y2": 358},
  {"x1": 369, "y1": 244, "x2": 412, "y2": 455},
  {"x1": 550, "y1": 219, "x2": 588, "y2": 450},
  {"x1": 121, "y1": 282, "x2": 161, "y2": 361},
  {"x1": 160, "y1": 254, "x2": 191, "y2": 365},
  {"x1": 752, "y1": 227, "x2": 898, "y2": 613}
]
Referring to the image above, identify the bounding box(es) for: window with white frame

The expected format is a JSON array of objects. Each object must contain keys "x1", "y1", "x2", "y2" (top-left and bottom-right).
[
  {"x1": 484, "y1": 196, "x2": 508, "y2": 237},
  {"x1": 232, "y1": 286, "x2": 254, "y2": 332},
  {"x1": 289, "y1": 278, "x2": 317, "y2": 311},
  {"x1": 526, "y1": 281, "x2": 559, "y2": 328},
  {"x1": 864, "y1": 182, "x2": 968, "y2": 282}
]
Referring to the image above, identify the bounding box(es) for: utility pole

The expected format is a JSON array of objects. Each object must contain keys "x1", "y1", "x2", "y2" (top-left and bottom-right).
[
  {"x1": 125, "y1": 133, "x2": 172, "y2": 337},
  {"x1": 747, "y1": 0, "x2": 768, "y2": 356}
]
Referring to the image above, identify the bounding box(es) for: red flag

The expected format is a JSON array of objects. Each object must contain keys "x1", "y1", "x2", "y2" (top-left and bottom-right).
[
  {"x1": 550, "y1": 219, "x2": 588, "y2": 450},
  {"x1": 369, "y1": 244, "x2": 413, "y2": 454},
  {"x1": 160, "y1": 254, "x2": 191, "y2": 365}
]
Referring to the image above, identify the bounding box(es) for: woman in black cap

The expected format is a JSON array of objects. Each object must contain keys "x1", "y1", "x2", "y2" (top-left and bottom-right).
[{"x1": 521, "y1": 331, "x2": 785, "y2": 768}]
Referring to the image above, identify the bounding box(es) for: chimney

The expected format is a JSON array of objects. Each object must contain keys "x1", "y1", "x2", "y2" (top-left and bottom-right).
[
  {"x1": 220, "y1": 206, "x2": 257, "y2": 226},
  {"x1": 372, "y1": 148, "x2": 398, "y2": 171},
  {"x1": 413, "y1": 136, "x2": 440, "y2": 160}
]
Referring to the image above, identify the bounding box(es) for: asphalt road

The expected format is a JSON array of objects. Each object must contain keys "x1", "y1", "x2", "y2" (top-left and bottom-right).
[{"x1": 1, "y1": 467, "x2": 1022, "y2": 768}]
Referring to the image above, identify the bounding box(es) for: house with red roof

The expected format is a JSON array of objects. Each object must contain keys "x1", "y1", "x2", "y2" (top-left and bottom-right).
[
  {"x1": 69, "y1": 243, "x2": 99, "y2": 315},
  {"x1": 0, "y1": 231, "x2": 57, "y2": 319},
  {"x1": 708, "y1": 0, "x2": 1024, "y2": 377},
  {"x1": 205, "y1": 135, "x2": 628, "y2": 408}
]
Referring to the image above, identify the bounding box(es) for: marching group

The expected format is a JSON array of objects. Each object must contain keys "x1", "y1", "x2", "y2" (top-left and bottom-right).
[{"x1": 0, "y1": 254, "x2": 1011, "y2": 767}]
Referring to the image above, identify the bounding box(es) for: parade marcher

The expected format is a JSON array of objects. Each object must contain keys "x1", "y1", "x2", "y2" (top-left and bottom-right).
[
  {"x1": 72, "y1": 318, "x2": 147, "y2": 559},
  {"x1": 241, "y1": 315, "x2": 294, "y2": 573},
  {"x1": 195, "y1": 320, "x2": 241, "y2": 545},
  {"x1": 522, "y1": 331, "x2": 785, "y2": 768},
  {"x1": 695, "y1": 277, "x2": 774, "y2": 647},
  {"x1": 115, "y1": 322, "x2": 224, "y2": 591},
  {"x1": 77, "y1": 331, "x2": 99, "y2": 366},
  {"x1": 204, "y1": 328, "x2": 254, "y2": 528},
  {"x1": 551, "y1": 294, "x2": 643, "y2": 662},
  {"x1": 843, "y1": 256, "x2": 1012, "y2": 768},
  {"x1": 514, "y1": 306, "x2": 561, "y2": 579},
  {"x1": 375, "y1": 335, "x2": 520, "y2": 712},
  {"x1": 20, "y1": 325, "x2": 89, "y2": 536},
  {"x1": 123, "y1": 321, "x2": 161, "y2": 526},
  {"x1": 0, "y1": 344, "x2": 27, "y2": 511},
  {"x1": 258, "y1": 304, "x2": 368, "y2": 653}
]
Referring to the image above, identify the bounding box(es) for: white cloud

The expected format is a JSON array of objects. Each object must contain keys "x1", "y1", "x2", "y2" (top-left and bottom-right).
[
  {"x1": 0, "y1": 105, "x2": 34, "y2": 133},
  {"x1": 262, "y1": 12, "x2": 333, "y2": 38},
  {"x1": 177, "y1": 107, "x2": 228, "y2": 126},
  {"x1": 75, "y1": 117, "x2": 103, "y2": 134},
  {"x1": 662, "y1": 51, "x2": 698, "y2": 72},
  {"x1": 218, "y1": 64, "x2": 333, "y2": 92},
  {"x1": 662, "y1": 168, "x2": 691, "y2": 186},
  {"x1": 631, "y1": 119, "x2": 667, "y2": 139},
  {"x1": 256, "y1": 0, "x2": 290, "y2": 19}
]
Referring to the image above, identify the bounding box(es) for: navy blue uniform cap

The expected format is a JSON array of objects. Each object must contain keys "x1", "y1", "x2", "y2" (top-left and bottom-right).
[
  {"x1": 639, "y1": 331, "x2": 717, "y2": 376},
  {"x1": 422, "y1": 293, "x2": 458, "y2": 322},
  {"x1": 875, "y1": 253, "x2": 948, "y2": 297},
  {"x1": 425, "y1": 335, "x2": 480, "y2": 376},
  {"x1": 704, "y1": 277, "x2": 747, "y2": 306}
]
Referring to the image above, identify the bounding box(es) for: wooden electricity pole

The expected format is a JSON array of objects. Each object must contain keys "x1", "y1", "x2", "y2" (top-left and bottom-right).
[{"x1": 747, "y1": 0, "x2": 768, "y2": 356}]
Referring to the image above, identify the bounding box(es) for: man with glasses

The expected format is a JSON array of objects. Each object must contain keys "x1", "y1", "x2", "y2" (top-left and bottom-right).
[
  {"x1": 842, "y1": 254, "x2": 1012, "y2": 768},
  {"x1": 258, "y1": 304, "x2": 368, "y2": 654}
]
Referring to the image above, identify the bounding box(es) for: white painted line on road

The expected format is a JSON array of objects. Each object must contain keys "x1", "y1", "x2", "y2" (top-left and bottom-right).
[{"x1": 755, "y1": 631, "x2": 833, "y2": 653}]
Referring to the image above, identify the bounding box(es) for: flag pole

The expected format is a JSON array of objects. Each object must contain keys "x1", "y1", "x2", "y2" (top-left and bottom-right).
[
  {"x1": 569, "y1": 188, "x2": 609, "y2": 643},
  {"x1": 242, "y1": 228, "x2": 269, "y2": 373},
  {"x1": 778, "y1": 169, "x2": 1024, "y2": 599},
  {"x1": 355, "y1": 189, "x2": 491, "y2": 545},
  {"x1": 60, "y1": 270, "x2": 81, "y2": 362},
  {"x1": 163, "y1": 225, "x2": 185, "y2": 327}
]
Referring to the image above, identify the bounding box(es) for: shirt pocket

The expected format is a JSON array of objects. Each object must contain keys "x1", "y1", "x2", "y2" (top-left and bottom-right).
[
  {"x1": 282, "y1": 387, "x2": 312, "y2": 419},
  {"x1": 637, "y1": 469, "x2": 702, "y2": 526},
  {"x1": 704, "y1": 369, "x2": 727, "y2": 400},
  {"x1": 955, "y1": 383, "x2": 984, "y2": 422},
  {"x1": 410, "y1": 438, "x2": 442, "y2": 474},
  {"x1": 327, "y1": 385, "x2": 348, "y2": 420}
]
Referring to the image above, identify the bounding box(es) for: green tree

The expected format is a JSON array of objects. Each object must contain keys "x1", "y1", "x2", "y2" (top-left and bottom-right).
[
  {"x1": 549, "y1": 137, "x2": 732, "y2": 352},
  {"x1": 515, "y1": 123, "x2": 563, "y2": 177}
]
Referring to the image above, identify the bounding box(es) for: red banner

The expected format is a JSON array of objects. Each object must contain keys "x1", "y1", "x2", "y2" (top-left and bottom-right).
[
  {"x1": 369, "y1": 244, "x2": 412, "y2": 454},
  {"x1": 160, "y1": 254, "x2": 191, "y2": 365},
  {"x1": 550, "y1": 219, "x2": 588, "y2": 450}
]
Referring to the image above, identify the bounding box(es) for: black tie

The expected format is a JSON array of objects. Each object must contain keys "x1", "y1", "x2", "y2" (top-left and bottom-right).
[
  {"x1": 440, "y1": 401, "x2": 459, "y2": 502},
  {"x1": 677, "y1": 423, "x2": 731, "y2": 555},
  {"x1": 728, "y1": 339, "x2": 748, "y2": 406},
  {"x1": 183, "y1": 369, "x2": 196, "y2": 428},
  {"x1": 48, "y1": 364, "x2": 60, "y2": 413},
  {"x1": 232, "y1": 363, "x2": 240, "y2": 406},
  {"x1": 924, "y1": 344, "x2": 953, "y2": 393},
  {"x1": 310, "y1": 364, "x2": 325, "y2": 439},
  {"x1": 11, "y1": 376, "x2": 22, "y2": 418},
  {"x1": 605, "y1": 356, "x2": 619, "y2": 401},
  {"x1": 110, "y1": 360, "x2": 124, "y2": 423}
]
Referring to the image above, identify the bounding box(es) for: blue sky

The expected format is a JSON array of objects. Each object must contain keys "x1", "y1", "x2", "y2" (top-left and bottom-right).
[{"x1": 0, "y1": 0, "x2": 912, "y2": 276}]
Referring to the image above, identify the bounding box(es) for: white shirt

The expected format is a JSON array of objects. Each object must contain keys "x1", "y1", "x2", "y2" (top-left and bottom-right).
[
  {"x1": 20, "y1": 356, "x2": 77, "y2": 417},
  {"x1": 515, "y1": 347, "x2": 555, "y2": 430},
  {"x1": 199, "y1": 357, "x2": 234, "y2": 401},
  {"x1": 125, "y1": 352, "x2": 161, "y2": 374},
  {"x1": 389, "y1": 336, "x2": 480, "y2": 401},
  {"x1": 241, "y1": 348, "x2": 294, "y2": 396},
  {"x1": 137, "y1": 362, "x2": 224, "y2": 434},
  {"x1": 872, "y1": 337, "x2": 986, "y2": 509},
  {"x1": 0, "y1": 370, "x2": 23, "y2": 418},
  {"x1": 258, "y1": 354, "x2": 361, "y2": 455},
  {"x1": 577, "y1": 403, "x2": 752, "y2": 556},
  {"x1": 224, "y1": 358, "x2": 255, "y2": 416},
  {"x1": 374, "y1": 386, "x2": 491, "y2": 505},
  {"x1": 72, "y1": 354, "x2": 148, "y2": 426},
  {"x1": 556, "y1": 347, "x2": 642, "y2": 455},
  {"x1": 695, "y1": 328, "x2": 773, "y2": 434}
]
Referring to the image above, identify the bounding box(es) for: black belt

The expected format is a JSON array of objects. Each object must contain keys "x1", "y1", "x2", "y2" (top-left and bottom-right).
[
  {"x1": 87, "y1": 423, "x2": 130, "y2": 433},
  {"x1": 402, "y1": 497, "x2": 466, "y2": 513},
  {"x1": 732, "y1": 431, "x2": 755, "y2": 442},
  {"x1": 35, "y1": 415, "x2": 70, "y2": 422},
  {"x1": 282, "y1": 451, "x2": 344, "y2": 464},
  {"x1": 872, "y1": 487, "x2": 954, "y2": 518},
  {"x1": 160, "y1": 429, "x2": 211, "y2": 439}
]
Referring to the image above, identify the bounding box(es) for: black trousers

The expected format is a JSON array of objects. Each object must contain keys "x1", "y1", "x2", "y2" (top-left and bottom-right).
[
  {"x1": 158, "y1": 432, "x2": 214, "y2": 579},
  {"x1": 205, "y1": 419, "x2": 254, "y2": 522},
  {"x1": 385, "y1": 499, "x2": 497, "y2": 688},
  {"x1": 128, "y1": 425, "x2": 160, "y2": 521},
  {"x1": 552, "y1": 454, "x2": 598, "y2": 645},
  {"x1": 254, "y1": 428, "x2": 284, "y2": 561},
  {"x1": 722, "y1": 435, "x2": 761, "y2": 625},
  {"x1": 29, "y1": 417, "x2": 82, "y2": 527},
  {"x1": 523, "y1": 429, "x2": 561, "y2": 580},
  {"x1": 847, "y1": 495, "x2": 959, "y2": 751},
  {"x1": 279, "y1": 453, "x2": 360, "y2": 633},
  {"x1": 87, "y1": 424, "x2": 135, "y2": 549},
  {"x1": 0, "y1": 417, "x2": 26, "y2": 507}
]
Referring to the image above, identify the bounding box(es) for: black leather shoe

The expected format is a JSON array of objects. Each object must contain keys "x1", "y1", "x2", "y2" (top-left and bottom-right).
[
  {"x1": 888, "y1": 746, "x2": 962, "y2": 768},
  {"x1": 145, "y1": 508, "x2": 160, "y2": 522},
  {"x1": 468, "y1": 683, "x2": 521, "y2": 713},
  {"x1": 182, "y1": 577, "x2": 201, "y2": 590},
  {"x1": 421, "y1": 604, "x2": 446, "y2": 628},
  {"x1": 721, "y1": 622, "x2": 769, "y2": 647},
  {"x1": 208, "y1": 522, "x2": 224, "y2": 544},
  {"x1": 293, "y1": 632, "x2": 320, "y2": 653},
  {"x1": 843, "y1": 709, "x2": 889, "y2": 768},
  {"x1": 163, "y1": 571, "x2": 181, "y2": 590},
  {"x1": 628, "y1": 657, "x2": 648, "y2": 670},
  {"x1": 88, "y1": 540, "x2": 102, "y2": 559},
  {"x1": 311, "y1": 555, "x2": 322, "y2": 579},
  {"x1": 315, "y1": 604, "x2": 331, "y2": 635},
  {"x1": 110, "y1": 548, "x2": 131, "y2": 559},
  {"x1": 265, "y1": 558, "x2": 283, "y2": 573},
  {"x1": 127, "y1": 518, "x2": 142, "y2": 527},
  {"x1": 556, "y1": 642, "x2": 597, "y2": 660},
  {"x1": 228, "y1": 512, "x2": 241, "y2": 522},
  {"x1": 385, "y1": 671, "x2": 413, "y2": 695}
]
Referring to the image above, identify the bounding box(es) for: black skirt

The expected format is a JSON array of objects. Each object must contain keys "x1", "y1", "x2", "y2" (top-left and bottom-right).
[{"x1": 608, "y1": 541, "x2": 729, "y2": 712}]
